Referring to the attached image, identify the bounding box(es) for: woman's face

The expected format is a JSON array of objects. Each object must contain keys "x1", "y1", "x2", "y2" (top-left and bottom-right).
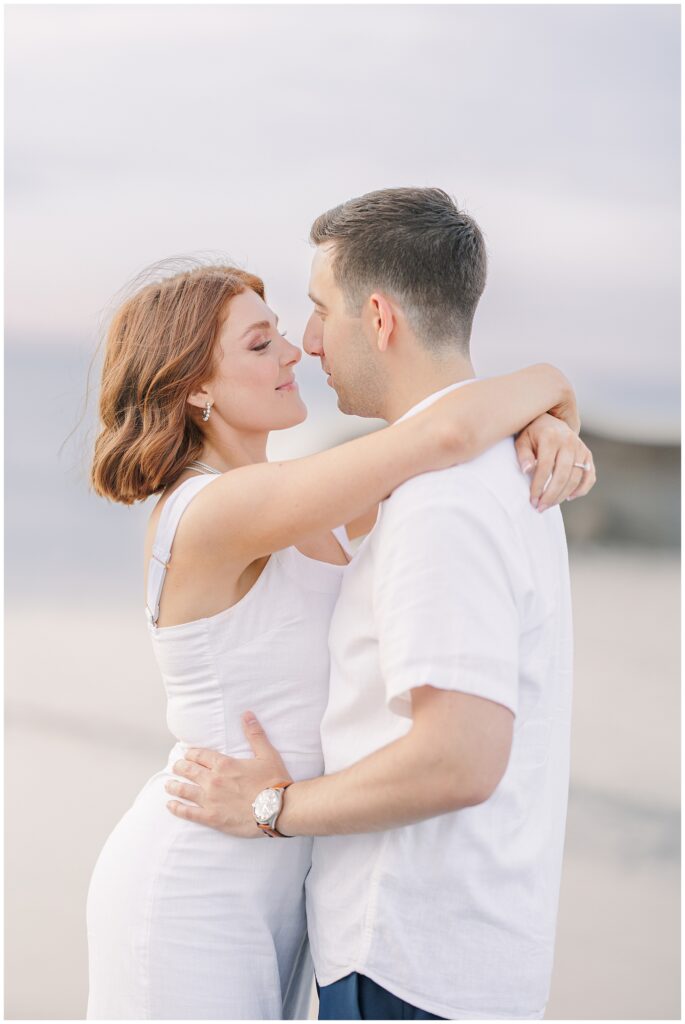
[{"x1": 201, "y1": 288, "x2": 307, "y2": 433}]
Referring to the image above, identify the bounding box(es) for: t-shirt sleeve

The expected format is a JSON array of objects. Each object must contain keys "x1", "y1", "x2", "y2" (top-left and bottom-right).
[{"x1": 373, "y1": 472, "x2": 522, "y2": 719}]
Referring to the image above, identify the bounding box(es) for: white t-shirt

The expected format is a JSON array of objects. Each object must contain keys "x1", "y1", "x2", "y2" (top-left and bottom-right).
[{"x1": 306, "y1": 381, "x2": 574, "y2": 1020}]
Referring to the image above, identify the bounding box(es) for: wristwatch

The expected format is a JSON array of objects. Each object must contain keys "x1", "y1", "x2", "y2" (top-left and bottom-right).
[{"x1": 252, "y1": 781, "x2": 293, "y2": 837}]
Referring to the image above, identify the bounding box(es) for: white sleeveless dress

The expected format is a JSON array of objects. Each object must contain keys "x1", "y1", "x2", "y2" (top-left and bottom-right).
[{"x1": 86, "y1": 474, "x2": 350, "y2": 1020}]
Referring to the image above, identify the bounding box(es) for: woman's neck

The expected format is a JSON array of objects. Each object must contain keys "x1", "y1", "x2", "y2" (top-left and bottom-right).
[{"x1": 198, "y1": 429, "x2": 269, "y2": 473}]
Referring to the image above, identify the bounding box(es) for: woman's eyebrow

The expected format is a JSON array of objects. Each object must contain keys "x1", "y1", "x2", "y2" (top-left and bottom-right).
[{"x1": 239, "y1": 315, "x2": 278, "y2": 340}]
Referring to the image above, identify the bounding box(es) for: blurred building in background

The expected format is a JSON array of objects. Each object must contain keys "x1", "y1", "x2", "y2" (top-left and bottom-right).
[{"x1": 564, "y1": 430, "x2": 679, "y2": 549}]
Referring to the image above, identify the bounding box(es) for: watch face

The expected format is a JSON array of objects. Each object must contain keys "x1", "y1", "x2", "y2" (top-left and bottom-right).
[{"x1": 253, "y1": 788, "x2": 281, "y2": 823}]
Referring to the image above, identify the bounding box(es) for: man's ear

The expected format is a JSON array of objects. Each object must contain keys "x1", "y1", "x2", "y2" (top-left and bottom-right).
[{"x1": 367, "y1": 292, "x2": 397, "y2": 354}]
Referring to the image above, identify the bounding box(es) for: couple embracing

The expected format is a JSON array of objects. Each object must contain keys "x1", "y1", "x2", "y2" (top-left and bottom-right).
[{"x1": 87, "y1": 187, "x2": 595, "y2": 1021}]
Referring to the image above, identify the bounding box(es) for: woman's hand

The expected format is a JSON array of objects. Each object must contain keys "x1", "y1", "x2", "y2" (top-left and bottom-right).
[
  {"x1": 515, "y1": 414, "x2": 596, "y2": 511},
  {"x1": 545, "y1": 381, "x2": 581, "y2": 434}
]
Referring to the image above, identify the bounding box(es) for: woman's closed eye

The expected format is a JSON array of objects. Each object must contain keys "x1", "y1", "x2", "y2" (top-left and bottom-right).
[{"x1": 252, "y1": 329, "x2": 287, "y2": 353}]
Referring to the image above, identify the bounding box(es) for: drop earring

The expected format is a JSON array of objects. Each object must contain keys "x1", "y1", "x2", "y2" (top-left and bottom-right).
[{"x1": 202, "y1": 402, "x2": 212, "y2": 422}]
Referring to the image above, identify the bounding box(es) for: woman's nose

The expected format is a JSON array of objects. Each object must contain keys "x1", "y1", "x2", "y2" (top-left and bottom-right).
[{"x1": 283, "y1": 338, "x2": 302, "y2": 365}]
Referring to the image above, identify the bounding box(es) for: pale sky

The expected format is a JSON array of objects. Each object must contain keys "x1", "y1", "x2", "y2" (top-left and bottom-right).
[{"x1": 6, "y1": 4, "x2": 680, "y2": 440}]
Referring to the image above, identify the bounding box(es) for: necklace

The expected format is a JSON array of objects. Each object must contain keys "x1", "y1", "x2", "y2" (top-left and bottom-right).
[{"x1": 186, "y1": 459, "x2": 222, "y2": 476}]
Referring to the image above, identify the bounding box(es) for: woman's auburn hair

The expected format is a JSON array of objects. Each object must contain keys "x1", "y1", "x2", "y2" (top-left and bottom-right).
[{"x1": 91, "y1": 264, "x2": 265, "y2": 505}]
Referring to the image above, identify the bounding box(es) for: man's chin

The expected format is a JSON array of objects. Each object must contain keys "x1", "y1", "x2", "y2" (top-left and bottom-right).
[
  {"x1": 331, "y1": 380, "x2": 374, "y2": 418},
  {"x1": 335, "y1": 391, "x2": 353, "y2": 416},
  {"x1": 336, "y1": 391, "x2": 372, "y2": 419}
]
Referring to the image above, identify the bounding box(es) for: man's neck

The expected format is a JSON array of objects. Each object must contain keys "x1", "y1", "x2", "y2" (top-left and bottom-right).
[{"x1": 382, "y1": 355, "x2": 476, "y2": 424}]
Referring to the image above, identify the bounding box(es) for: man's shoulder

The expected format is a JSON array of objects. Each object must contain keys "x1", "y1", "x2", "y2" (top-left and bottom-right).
[{"x1": 383, "y1": 437, "x2": 524, "y2": 515}]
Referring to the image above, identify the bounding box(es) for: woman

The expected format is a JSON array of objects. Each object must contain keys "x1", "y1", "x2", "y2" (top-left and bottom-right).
[{"x1": 86, "y1": 263, "x2": 593, "y2": 1020}]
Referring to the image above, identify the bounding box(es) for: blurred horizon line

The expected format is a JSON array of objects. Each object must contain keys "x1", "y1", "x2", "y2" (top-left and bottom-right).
[{"x1": 7, "y1": 336, "x2": 680, "y2": 446}]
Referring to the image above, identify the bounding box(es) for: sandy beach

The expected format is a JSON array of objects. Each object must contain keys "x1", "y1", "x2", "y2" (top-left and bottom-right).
[{"x1": 5, "y1": 546, "x2": 680, "y2": 1019}]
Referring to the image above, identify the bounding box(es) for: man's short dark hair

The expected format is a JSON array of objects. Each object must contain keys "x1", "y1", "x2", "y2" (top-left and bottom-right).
[{"x1": 310, "y1": 187, "x2": 487, "y2": 351}]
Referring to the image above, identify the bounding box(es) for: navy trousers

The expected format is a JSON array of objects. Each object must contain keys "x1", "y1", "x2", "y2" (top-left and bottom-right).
[{"x1": 317, "y1": 972, "x2": 446, "y2": 1020}]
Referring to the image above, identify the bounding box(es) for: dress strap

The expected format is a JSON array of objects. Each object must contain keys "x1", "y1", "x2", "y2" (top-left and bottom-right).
[{"x1": 145, "y1": 474, "x2": 220, "y2": 628}]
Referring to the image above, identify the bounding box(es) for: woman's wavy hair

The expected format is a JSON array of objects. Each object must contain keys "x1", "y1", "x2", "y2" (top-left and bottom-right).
[{"x1": 91, "y1": 262, "x2": 265, "y2": 505}]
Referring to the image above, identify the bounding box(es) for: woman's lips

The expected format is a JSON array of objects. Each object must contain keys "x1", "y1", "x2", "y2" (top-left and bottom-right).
[{"x1": 276, "y1": 379, "x2": 297, "y2": 392}]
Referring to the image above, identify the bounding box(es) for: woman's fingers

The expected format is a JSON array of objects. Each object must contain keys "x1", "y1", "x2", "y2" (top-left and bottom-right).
[
  {"x1": 566, "y1": 448, "x2": 597, "y2": 500},
  {"x1": 560, "y1": 467, "x2": 585, "y2": 502},
  {"x1": 538, "y1": 441, "x2": 577, "y2": 510},
  {"x1": 529, "y1": 432, "x2": 596, "y2": 510},
  {"x1": 514, "y1": 432, "x2": 536, "y2": 474},
  {"x1": 529, "y1": 445, "x2": 557, "y2": 508}
]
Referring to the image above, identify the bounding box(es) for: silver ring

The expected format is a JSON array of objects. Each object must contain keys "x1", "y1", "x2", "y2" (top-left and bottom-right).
[{"x1": 574, "y1": 461, "x2": 592, "y2": 472}]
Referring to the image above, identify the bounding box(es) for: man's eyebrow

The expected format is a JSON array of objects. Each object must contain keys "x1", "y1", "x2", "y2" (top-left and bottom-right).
[
  {"x1": 239, "y1": 315, "x2": 278, "y2": 340},
  {"x1": 308, "y1": 292, "x2": 327, "y2": 309}
]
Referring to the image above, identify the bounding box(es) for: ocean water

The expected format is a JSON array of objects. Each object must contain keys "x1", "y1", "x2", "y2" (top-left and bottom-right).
[{"x1": 6, "y1": 342, "x2": 145, "y2": 602}]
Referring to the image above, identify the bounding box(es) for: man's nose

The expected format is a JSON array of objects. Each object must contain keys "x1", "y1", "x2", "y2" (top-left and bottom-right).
[{"x1": 303, "y1": 312, "x2": 323, "y2": 357}]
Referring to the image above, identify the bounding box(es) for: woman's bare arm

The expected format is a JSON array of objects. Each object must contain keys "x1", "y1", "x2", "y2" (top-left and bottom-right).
[{"x1": 184, "y1": 363, "x2": 575, "y2": 565}]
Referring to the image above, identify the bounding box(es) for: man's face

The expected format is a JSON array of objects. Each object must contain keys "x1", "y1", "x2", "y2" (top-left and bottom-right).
[{"x1": 303, "y1": 244, "x2": 386, "y2": 419}]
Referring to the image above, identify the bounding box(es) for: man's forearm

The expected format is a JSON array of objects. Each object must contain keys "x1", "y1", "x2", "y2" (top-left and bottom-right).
[
  {"x1": 278, "y1": 731, "x2": 476, "y2": 837},
  {"x1": 167, "y1": 689, "x2": 512, "y2": 837}
]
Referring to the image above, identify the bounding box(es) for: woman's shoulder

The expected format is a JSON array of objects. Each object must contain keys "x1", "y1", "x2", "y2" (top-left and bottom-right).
[
  {"x1": 144, "y1": 472, "x2": 228, "y2": 567},
  {"x1": 145, "y1": 472, "x2": 198, "y2": 538},
  {"x1": 144, "y1": 472, "x2": 255, "y2": 625}
]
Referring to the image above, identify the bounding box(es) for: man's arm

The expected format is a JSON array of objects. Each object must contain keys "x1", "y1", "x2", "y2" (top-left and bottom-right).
[
  {"x1": 166, "y1": 686, "x2": 513, "y2": 837},
  {"x1": 278, "y1": 685, "x2": 513, "y2": 836}
]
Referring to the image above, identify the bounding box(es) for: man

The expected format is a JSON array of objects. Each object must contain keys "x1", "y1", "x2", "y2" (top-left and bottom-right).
[{"x1": 168, "y1": 187, "x2": 587, "y2": 1019}]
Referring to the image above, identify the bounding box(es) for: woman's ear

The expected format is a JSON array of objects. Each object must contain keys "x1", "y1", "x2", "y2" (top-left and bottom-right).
[{"x1": 187, "y1": 385, "x2": 212, "y2": 412}]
